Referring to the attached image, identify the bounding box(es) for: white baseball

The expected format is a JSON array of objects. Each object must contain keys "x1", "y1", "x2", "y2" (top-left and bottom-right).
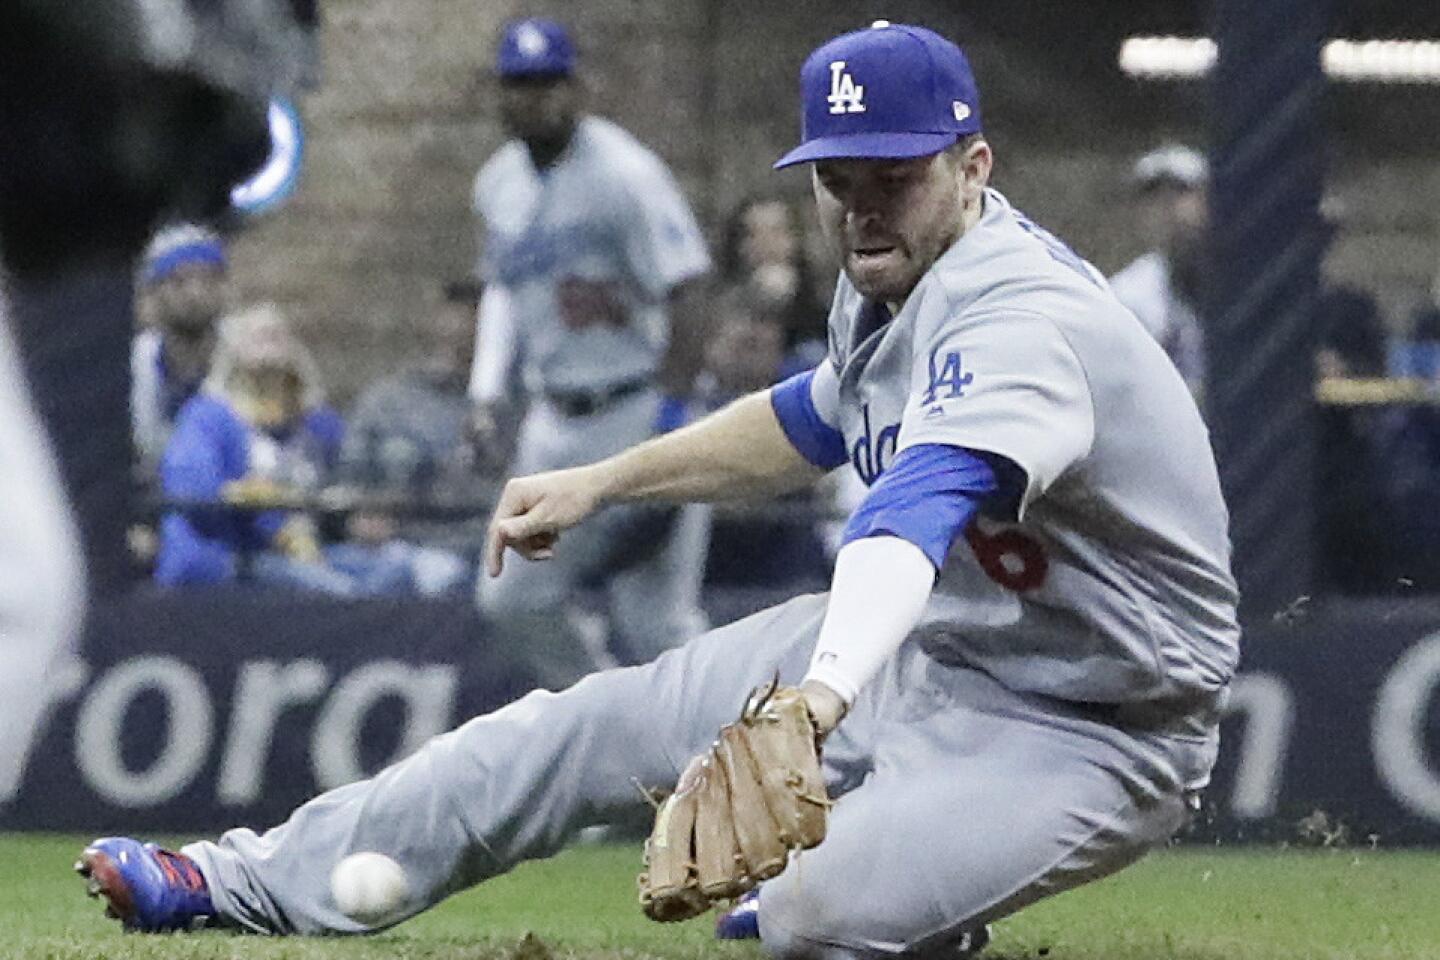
[{"x1": 330, "y1": 852, "x2": 410, "y2": 925}]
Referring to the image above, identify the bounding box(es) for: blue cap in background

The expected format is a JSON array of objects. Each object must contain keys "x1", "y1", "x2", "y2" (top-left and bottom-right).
[
  {"x1": 775, "y1": 21, "x2": 982, "y2": 169},
  {"x1": 141, "y1": 224, "x2": 227, "y2": 286},
  {"x1": 496, "y1": 18, "x2": 576, "y2": 79}
]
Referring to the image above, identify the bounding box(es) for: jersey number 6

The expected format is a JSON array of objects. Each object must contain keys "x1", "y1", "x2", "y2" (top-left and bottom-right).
[{"x1": 964, "y1": 519, "x2": 1048, "y2": 592}]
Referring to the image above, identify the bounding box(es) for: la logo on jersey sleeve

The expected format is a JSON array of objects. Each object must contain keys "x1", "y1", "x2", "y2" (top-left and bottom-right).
[{"x1": 921, "y1": 347, "x2": 973, "y2": 408}]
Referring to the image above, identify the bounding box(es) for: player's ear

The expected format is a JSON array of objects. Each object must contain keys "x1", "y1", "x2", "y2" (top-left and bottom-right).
[{"x1": 954, "y1": 136, "x2": 992, "y2": 198}]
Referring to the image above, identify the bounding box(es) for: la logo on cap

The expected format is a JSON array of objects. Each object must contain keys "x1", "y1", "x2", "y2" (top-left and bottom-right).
[{"x1": 827, "y1": 60, "x2": 866, "y2": 115}]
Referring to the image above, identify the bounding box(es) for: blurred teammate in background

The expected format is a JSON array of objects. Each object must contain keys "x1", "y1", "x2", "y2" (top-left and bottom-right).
[
  {"x1": 468, "y1": 17, "x2": 712, "y2": 679},
  {"x1": 132, "y1": 224, "x2": 232, "y2": 473},
  {"x1": 1109, "y1": 144, "x2": 1209, "y2": 402}
]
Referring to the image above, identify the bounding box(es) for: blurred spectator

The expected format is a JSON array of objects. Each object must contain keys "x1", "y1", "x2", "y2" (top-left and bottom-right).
[
  {"x1": 1315, "y1": 198, "x2": 1388, "y2": 380},
  {"x1": 337, "y1": 279, "x2": 485, "y2": 590},
  {"x1": 131, "y1": 224, "x2": 231, "y2": 472},
  {"x1": 156, "y1": 304, "x2": 450, "y2": 595},
  {"x1": 1109, "y1": 144, "x2": 1209, "y2": 402},
  {"x1": 1393, "y1": 262, "x2": 1440, "y2": 380},
  {"x1": 1317, "y1": 285, "x2": 1388, "y2": 379},
  {"x1": 694, "y1": 286, "x2": 790, "y2": 410},
  {"x1": 341, "y1": 279, "x2": 487, "y2": 493},
  {"x1": 719, "y1": 194, "x2": 826, "y2": 357},
  {"x1": 695, "y1": 289, "x2": 829, "y2": 589}
]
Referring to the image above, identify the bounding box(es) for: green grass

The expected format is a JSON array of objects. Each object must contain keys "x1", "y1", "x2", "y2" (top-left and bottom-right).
[{"x1": 2, "y1": 834, "x2": 1436, "y2": 960}]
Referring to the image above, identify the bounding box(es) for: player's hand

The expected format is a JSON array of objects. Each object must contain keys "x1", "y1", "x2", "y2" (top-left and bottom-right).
[
  {"x1": 484, "y1": 465, "x2": 609, "y2": 576},
  {"x1": 799, "y1": 679, "x2": 848, "y2": 739}
]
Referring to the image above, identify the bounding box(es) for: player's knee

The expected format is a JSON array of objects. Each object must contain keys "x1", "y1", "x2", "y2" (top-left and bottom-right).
[
  {"x1": 759, "y1": 876, "x2": 964, "y2": 960},
  {"x1": 759, "y1": 905, "x2": 885, "y2": 960}
]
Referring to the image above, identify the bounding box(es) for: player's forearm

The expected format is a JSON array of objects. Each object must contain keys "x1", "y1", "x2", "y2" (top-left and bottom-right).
[
  {"x1": 469, "y1": 284, "x2": 516, "y2": 403},
  {"x1": 590, "y1": 389, "x2": 822, "y2": 505}
]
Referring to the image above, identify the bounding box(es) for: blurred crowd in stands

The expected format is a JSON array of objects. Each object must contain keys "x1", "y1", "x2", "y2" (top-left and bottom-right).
[
  {"x1": 130, "y1": 135, "x2": 1440, "y2": 610},
  {"x1": 129, "y1": 187, "x2": 848, "y2": 606}
]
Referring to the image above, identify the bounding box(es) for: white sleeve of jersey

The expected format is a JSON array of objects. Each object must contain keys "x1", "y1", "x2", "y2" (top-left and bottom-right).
[
  {"x1": 803, "y1": 534, "x2": 935, "y2": 705},
  {"x1": 469, "y1": 284, "x2": 517, "y2": 404},
  {"x1": 618, "y1": 165, "x2": 711, "y2": 301},
  {"x1": 898, "y1": 304, "x2": 1094, "y2": 515}
]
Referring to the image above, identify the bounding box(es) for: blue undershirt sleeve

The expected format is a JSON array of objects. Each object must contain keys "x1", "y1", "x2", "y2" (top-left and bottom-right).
[
  {"x1": 770, "y1": 369, "x2": 848, "y2": 470},
  {"x1": 841, "y1": 444, "x2": 1026, "y2": 569}
]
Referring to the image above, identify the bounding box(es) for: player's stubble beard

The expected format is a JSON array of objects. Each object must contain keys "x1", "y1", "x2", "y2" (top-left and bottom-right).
[{"x1": 841, "y1": 168, "x2": 973, "y2": 308}]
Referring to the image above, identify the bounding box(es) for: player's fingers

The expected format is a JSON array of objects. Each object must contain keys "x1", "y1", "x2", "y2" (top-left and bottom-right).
[
  {"x1": 509, "y1": 530, "x2": 559, "y2": 562},
  {"x1": 492, "y1": 515, "x2": 561, "y2": 564},
  {"x1": 484, "y1": 482, "x2": 536, "y2": 576}
]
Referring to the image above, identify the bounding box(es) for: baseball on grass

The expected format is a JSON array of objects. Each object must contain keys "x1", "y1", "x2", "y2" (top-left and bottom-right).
[{"x1": 330, "y1": 851, "x2": 410, "y2": 924}]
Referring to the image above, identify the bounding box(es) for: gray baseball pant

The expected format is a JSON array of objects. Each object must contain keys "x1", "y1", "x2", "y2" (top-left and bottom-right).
[{"x1": 187, "y1": 592, "x2": 1210, "y2": 957}]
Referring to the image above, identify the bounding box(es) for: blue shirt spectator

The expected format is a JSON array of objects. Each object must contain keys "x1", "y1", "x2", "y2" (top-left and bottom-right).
[{"x1": 156, "y1": 393, "x2": 342, "y2": 584}]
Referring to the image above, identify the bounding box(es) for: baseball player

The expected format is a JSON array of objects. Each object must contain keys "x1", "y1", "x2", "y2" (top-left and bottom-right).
[
  {"x1": 468, "y1": 17, "x2": 713, "y2": 678},
  {"x1": 1108, "y1": 144, "x2": 1209, "y2": 402},
  {"x1": 79, "y1": 23, "x2": 1239, "y2": 957}
]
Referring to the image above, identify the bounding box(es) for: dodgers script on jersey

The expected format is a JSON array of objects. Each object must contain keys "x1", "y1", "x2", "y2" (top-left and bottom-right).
[
  {"x1": 473, "y1": 117, "x2": 710, "y2": 393},
  {"x1": 809, "y1": 188, "x2": 1240, "y2": 750}
]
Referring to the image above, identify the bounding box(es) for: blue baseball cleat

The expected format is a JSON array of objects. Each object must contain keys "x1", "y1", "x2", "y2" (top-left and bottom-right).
[
  {"x1": 714, "y1": 889, "x2": 760, "y2": 940},
  {"x1": 75, "y1": 837, "x2": 214, "y2": 932}
]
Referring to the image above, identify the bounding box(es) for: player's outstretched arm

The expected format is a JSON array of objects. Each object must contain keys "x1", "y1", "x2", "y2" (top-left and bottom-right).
[{"x1": 485, "y1": 389, "x2": 823, "y2": 575}]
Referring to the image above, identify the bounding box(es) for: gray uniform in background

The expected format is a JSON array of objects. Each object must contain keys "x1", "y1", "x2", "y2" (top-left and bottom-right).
[
  {"x1": 472, "y1": 115, "x2": 712, "y2": 675},
  {"x1": 186, "y1": 188, "x2": 1239, "y2": 953},
  {"x1": 0, "y1": 295, "x2": 86, "y2": 805}
]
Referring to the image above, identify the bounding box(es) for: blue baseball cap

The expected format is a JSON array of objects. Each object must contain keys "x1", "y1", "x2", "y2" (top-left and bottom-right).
[
  {"x1": 775, "y1": 22, "x2": 983, "y2": 169},
  {"x1": 496, "y1": 18, "x2": 576, "y2": 79}
]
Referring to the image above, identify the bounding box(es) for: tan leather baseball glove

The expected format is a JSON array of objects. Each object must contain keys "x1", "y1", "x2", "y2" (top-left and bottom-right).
[{"x1": 638, "y1": 680, "x2": 830, "y2": 922}]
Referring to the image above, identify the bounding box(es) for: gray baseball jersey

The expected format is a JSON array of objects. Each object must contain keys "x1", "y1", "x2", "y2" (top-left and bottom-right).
[
  {"x1": 806, "y1": 188, "x2": 1239, "y2": 753},
  {"x1": 472, "y1": 116, "x2": 710, "y2": 393}
]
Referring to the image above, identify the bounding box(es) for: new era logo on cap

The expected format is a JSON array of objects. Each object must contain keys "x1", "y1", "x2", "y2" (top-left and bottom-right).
[
  {"x1": 515, "y1": 23, "x2": 549, "y2": 57},
  {"x1": 776, "y1": 22, "x2": 983, "y2": 169},
  {"x1": 496, "y1": 17, "x2": 575, "y2": 78}
]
